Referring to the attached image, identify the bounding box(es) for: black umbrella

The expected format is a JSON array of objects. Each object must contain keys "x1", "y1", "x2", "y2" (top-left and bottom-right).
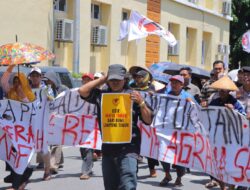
[{"x1": 149, "y1": 62, "x2": 210, "y2": 79}]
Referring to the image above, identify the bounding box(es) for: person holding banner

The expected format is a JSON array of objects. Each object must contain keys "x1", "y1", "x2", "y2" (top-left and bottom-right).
[
  {"x1": 79, "y1": 73, "x2": 95, "y2": 180},
  {"x1": 160, "y1": 75, "x2": 195, "y2": 187},
  {"x1": 226, "y1": 67, "x2": 250, "y2": 190},
  {"x1": 92, "y1": 72, "x2": 104, "y2": 160},
  {"x1": 29, "y1": 67, "x2": 52, "y2": 181},
  {"x1": 242, "y1": 67, "x2": 250, "y2": 121},
  {"x1": 232, "y1": 67, "x2": 250, "y2": 120},
  {"x1": 43, "y1": 71, "x2": 69, "y2": 175},
  {"x1": 208, "y1": 76, "x2": 245, "y2": 190},
  {"x1": 129, "y1": 66, "x2": 159, "y2": 178},
  {"x1": 78, "y1": 64, "x2": 153, "y2": 190},
  {"x1": 1, "y1": 64, "x2": 35, "y2": 190}
]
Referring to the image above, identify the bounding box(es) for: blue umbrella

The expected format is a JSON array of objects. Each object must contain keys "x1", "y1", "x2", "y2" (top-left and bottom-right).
[{"x1": 152, "y1": 72, "x2": 171, "y2": 84}]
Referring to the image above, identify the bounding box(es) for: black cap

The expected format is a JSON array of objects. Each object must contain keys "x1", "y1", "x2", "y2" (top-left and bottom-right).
[
  {"x1": 107, "y1": 64, "x2": 127, "y2": 80},
  {"x1": 242, "y1": 66, "x2": 250, "y2": 73}
]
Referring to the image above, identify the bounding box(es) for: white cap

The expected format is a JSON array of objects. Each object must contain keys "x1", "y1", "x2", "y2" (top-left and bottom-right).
[
  {"x1": 30, "y1": 67, "x2": 42, "y2": 75},
  {"x1": 94, "y1": 72, "x2": 103, "y2": 78}
]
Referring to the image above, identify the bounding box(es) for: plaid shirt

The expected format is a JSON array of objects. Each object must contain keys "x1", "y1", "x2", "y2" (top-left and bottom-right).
[{"x1": 200, "y1": 79, "x2": 217, "y2": 100}]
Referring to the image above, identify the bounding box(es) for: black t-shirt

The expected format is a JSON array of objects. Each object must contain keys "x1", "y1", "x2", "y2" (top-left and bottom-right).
[{"x1": 81, "y1": 88, "x2": 152, "y2": 158}]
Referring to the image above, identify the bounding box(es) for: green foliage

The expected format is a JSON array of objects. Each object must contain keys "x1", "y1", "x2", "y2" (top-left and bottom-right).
[
  {"x1": 71, "y1": 72, "x2": 82, "y2": 78},
  {"x1": 230, "y1": 0, "x2": 250, "y2": 68}
]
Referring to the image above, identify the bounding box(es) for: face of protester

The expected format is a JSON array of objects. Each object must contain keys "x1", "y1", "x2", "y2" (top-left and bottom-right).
[
  {"x1": 213, "y1": 63, "x2": 225, "y2": 79},
  {"x1": 29, "y1": 72, "x2": 41, "y2": 88},
  {"x1": 180, "y1": 70, "x2": 191, "y2": 85},
  {"x1": 13, "y1": 76, "x2": 21, "y2": 89},
  {"x1": 134, "y1": 75, "x2": 145, "y2": 87},
  {"x1": 170, "y1": 80, "x2": 184, "y2": 95},
  {"x1": 82, "y1": 77, "x2": 93, "y2": 85},
  {"x1": 46, "y1": 79, "x2": 56, "y2": 89},
  {"x1": 243, "y1": 71, "x2": 250, "y2": 85},
  {"x1": 237, "y1": 72, "x2": 244, "y2": 84},
  {"x1": 107, "y1": 79, "x2": 125, "y2": 92},
  {"x1": 201, "y1": 79, "x2": 208, "y2": 86}
]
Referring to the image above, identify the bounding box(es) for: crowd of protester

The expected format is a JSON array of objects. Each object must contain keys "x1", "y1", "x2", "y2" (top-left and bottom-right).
[{"x1": 1, "y1": 60, "x2": 250, "y2": 190}]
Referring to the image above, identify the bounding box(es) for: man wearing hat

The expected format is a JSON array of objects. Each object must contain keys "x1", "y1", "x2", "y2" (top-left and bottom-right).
[
  {"x1": 129, "y1": 66, "x2": 159, "y2": 177},
  {"x1": 129, "y1": 66, "x2": 154, "y2": 91},
  {"x1": 29, "y1": 67, "x2": 43, "y2": 89},
  {"x1": 232, "y1": 67, "x2": 250, "y2": 116},
  {"x1": 209, "y1": 75, "x2": 245, "y2": 114},
  {"x1": 92, "y1": 73, "x2": 104, "y2": 159},
  {"x1": 82, "y1": 73, "x2": 94, "y2": 84},
  {"x1": 159, "y1": 75, "x2": 193, "y2": 187},
  {"x1": 208, "y1": 76, "x2": 245, "y2": 190},
  {"x1": 78, "y1": 64, "x2": 153, "y2": 190},
  {"x1": 166, "y1": 75, "x2": 195, "y2": 101},
  {"x1": 79, "y1": 73, "x2": 96, "y2": 180},
  {"x1": 29, "y1": 67, "x2": 52, "y2": 181},
  {"x1": 43, "y1": 71, "x2": 69, "y2": 176}
]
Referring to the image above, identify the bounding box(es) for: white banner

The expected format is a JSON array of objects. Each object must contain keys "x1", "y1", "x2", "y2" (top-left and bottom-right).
[
  {"x1": 48, "y1": 89, "x2": 101, "y2": 149},
  {"x1": 31, "y1": 88, "x2": 50, "y2": 153},
  {"x1": 0, "y1": 99, "x2": 36, "y2": 174},
  {"x1": 0, "y1": 89, "x2": 249, "y2": 187},
  {"x1": 140, "y1": 93, "x2": 250, "y2": 187}
]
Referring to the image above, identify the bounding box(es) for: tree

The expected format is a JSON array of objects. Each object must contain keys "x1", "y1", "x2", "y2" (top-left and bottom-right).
[{"x1": 230, "y1": 0, "x2": 250, "y2": 69}]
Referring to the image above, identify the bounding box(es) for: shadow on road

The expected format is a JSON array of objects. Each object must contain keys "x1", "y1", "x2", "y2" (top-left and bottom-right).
[
  {"x1": 55, "y1": 173, "x2": 103, "y2": 179},
  {"x1": 187, "y1": 170, "x2": 210, "y2": 177},
  {"x1": 137, "y1": 174, "x2": 150, "y2": 180},
  {"x1": 138, "y1": 179, "x2": 185, "y2": 190},
  {"x1": 64, "y1": 156, "x2": 81, "y2": 160}
]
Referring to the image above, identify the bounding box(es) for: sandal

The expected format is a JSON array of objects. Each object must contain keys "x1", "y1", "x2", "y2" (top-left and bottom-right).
[
  {"x1": 159, "y1": 175, "x2": 172, "y2": 186},
  {"x1": 174, "y1": 177, "x2": 183, "y2": 186},
  {"x1": 43, "y1": 172, "x2": 51, "y2": 181},
  {"x1": 205, "y1": 180, "x2": 219, "y2": 188}
]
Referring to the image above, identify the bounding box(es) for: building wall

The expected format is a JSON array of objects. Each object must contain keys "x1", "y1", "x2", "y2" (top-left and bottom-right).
[
  {"x1": 160, "y1": 0, "x2": 230, "y2": 70},
  {"x1": 87, "y1": 0, "x2": 147, "y2": 73},
  {"x1": 0, "y1": 0, "x2": 53, "y2": 66},
  {"x1": 146, "y1": 0, "x2": 161, "y2": 67},
  {"x1": 0, "y1": 0, "x2": 231, "y2": 73},
  {"x1": 54, "y1": 0, "x2": 74, "y2": 70}
]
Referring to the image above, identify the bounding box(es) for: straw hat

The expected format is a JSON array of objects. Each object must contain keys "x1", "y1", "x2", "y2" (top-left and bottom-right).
[{"x1": 209, "y1": 75, "x2": 238, "y2": 91}]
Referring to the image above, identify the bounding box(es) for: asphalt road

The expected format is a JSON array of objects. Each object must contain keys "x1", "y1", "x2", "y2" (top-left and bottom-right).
[{"x1": 0, "y1": 147, "x2": 221, "y2": 190}]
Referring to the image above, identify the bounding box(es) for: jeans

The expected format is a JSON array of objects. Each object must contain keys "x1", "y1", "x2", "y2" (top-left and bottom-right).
[
  {"x1": 102, "y1": 155, "x2": 137, "y2": 190},
  {"x1": 80, "y1": 148, "x2": 93, "y2": 175}
]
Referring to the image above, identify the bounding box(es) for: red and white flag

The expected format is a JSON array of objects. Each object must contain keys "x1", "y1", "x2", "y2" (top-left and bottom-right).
[
  {"x1": 242, "y1": 30, "x2": 250, "y2": 53},
  {"x1": 125, "y1": 11, "x2": 177, "y2": 47}
]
